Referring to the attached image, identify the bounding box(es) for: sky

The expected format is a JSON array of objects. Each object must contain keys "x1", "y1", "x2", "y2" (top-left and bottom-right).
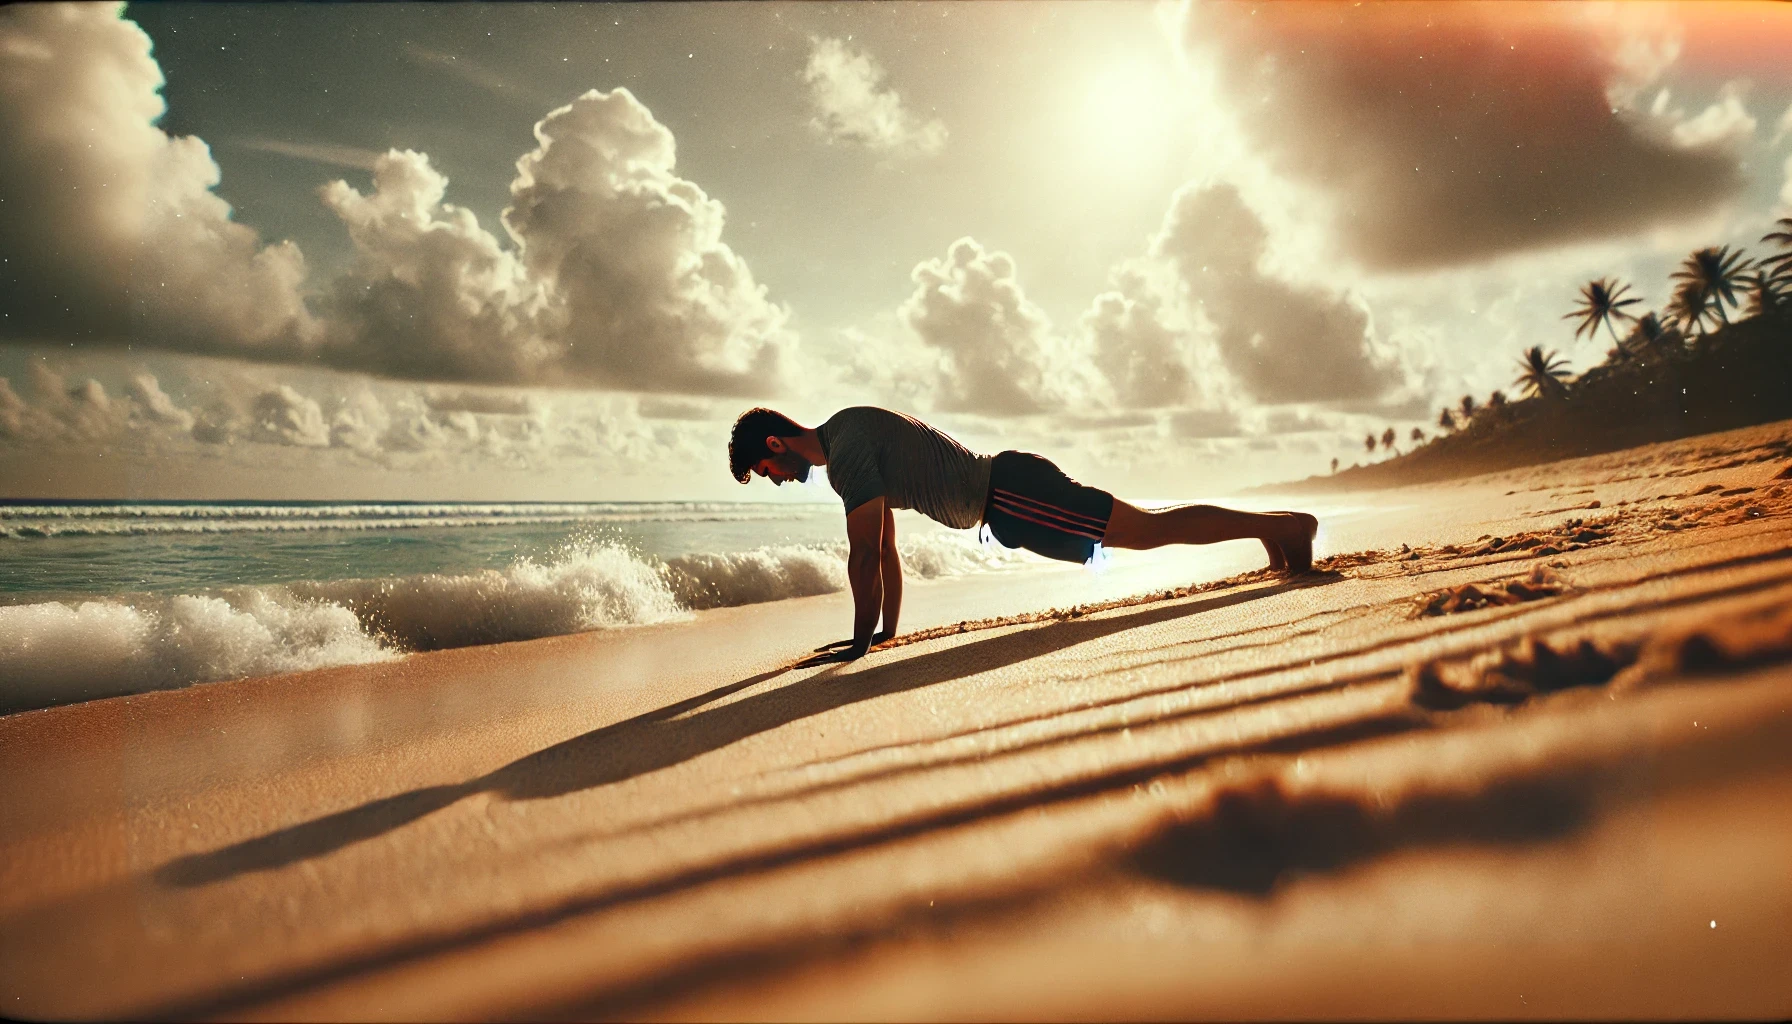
[{"x1": 2, "y1": 1, "x2": 1791, "y2": 502}]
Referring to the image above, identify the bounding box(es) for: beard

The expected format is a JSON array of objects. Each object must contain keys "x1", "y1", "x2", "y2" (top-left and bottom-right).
[{"x1": 772, "y1": 449, "x2": 813, "y2": 484}]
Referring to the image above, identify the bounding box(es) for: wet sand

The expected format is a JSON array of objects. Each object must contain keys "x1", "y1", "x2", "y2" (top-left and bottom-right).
[{"x1": 4, "y1": 421, "x2": 1792, "y2": 1020}]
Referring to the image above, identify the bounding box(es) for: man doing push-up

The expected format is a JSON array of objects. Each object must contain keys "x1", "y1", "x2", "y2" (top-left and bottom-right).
[{"x1": 729, "y1": 406, "x2": 1318, "y2": 662}]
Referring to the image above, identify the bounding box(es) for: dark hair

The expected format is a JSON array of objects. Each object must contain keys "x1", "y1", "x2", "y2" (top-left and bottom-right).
[{"x1": 728, "y1": 407, "x2": 805, "y2": 483}]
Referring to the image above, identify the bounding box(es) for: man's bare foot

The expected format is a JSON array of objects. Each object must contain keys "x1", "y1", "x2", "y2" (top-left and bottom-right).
[{"x1": 1274, "y1": 511, "x2": 1318, "y2": 573}]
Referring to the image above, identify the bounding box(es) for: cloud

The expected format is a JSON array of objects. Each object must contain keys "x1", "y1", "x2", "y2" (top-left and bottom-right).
[
  {"x1": 234, "y1": 138, "x2": 384, "y2": 172},
  {"x1": 248, "y1": 386, "x2": 330, "y2": 448},
  {"x1": 637, "y1": 396, "x2": 712, "y2": 421},
  {"x1": 403, "y1": 43, "x2": 541, "y2": 103},
  {"x1": 318, "y1": 149, "x2": 559, "y2": 384},
  {"x1": 1660, "y1": 82, "x2": 1757, "y2": 151},
  {"x1": 1152, "y1": 183, "x2": 1402, "y2": 406},
  {"x1": 126, "y1": 373, "x2": 195, "y2": 430},
  {"x1": 898, "y1": 238, "x2": 1093, "y2": 415},
  {"x1": 316, "y1": 91, "x2": 791, "y2": 394},
  {"x1": 0, "y1": 8, "x2": 788, "y2": 399},
  {"x1": 0, "y1": 3, "x2": 313, "y2": 354},
  {"x1": 804, "y1": 36, "x2": 946, "y2": 156},
  {"x1": 1082, "y1": 264, "x2": 1197, "y2": 408},
  {"x1": 1261, "y1": 407, "x2": 1341, "y2": 434},
  {"x1": 1177, "y1": 1, "x2": 1748, "y2": 269},
  {"x1": 1170, "y1": 407, "x2": 1245, "y2": 439},
  {"x1": 423, "y1": 388, "x2": 539, "y2": 416},
  {"x1": 501, "y1": 89, "x2": 791, "y2": 394},
  {"x1": 0, "y1": 365, "x2": 195, "y2": 444}
]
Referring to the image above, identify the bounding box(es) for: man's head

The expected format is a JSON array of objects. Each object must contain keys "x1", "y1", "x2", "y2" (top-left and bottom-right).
[{"x1": 729, "y1": 407, "x2": 812, "y2": 486}]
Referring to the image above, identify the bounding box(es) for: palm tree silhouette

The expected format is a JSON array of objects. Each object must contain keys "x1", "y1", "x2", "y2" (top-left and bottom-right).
[
  {"x1": 1762, "y1": 217, "x2": 1792, "y2": 278},
  {"x1": 1437, "y1": 407, "x2": 1456, "y2": 432},
  {"x1": 1458, "y1": 394, "x2": 1477, "y2": 421},
  {"x1": 1364, "y1": 433, "x2": 1377, "y2": 455},
  {"x1": 1667, "y1": 280, "x2": 1716, "y2": 336},
  {"x1": 1409, "y1": 426, "x2": 1426, "y2": 445},
  {"x1": 1515, "y1": 346, "x2": 1571, "y2": 398},
  {"x1": 1670, "y1": 245, "x2": 1750, "y2": 330},
  {"x1": 1330, "y1": 457, "x2": 1340, "y2": 475},
  {"x1": 1487, "y1": 390, "x2": 1507, "y2": 409},
  {"x1": 1564, "y1": 277, "x2": 1642, "y2": 342},
  {"x1": 1622, "y1": 311, "x2": 1680, "y2": 356},
  {"x1": 1381, "y1": 427, "x2": 1397, "y2": 452},
  {"x1": 1741, "y1": 268, "x2": 1789, "y2": 319}
]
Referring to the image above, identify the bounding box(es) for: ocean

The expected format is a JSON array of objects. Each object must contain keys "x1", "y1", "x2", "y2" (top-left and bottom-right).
[{"x1": 0, "y1": 499, "x2": 1029, "y2": 714}]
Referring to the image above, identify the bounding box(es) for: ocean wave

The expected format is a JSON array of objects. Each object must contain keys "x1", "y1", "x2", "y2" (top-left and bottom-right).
[
  {"x1": 0, "y1": 501, "x2": 825, "y2": 519},
  {"x1": 0, "y1": 502, "x2": 833, "y2": 538},
  {"x1": 0, "y1": 532, "x2": 1021, "y2": 714}
]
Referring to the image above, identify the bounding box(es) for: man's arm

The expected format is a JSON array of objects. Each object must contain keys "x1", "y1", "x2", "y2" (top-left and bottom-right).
[
  {"x1": 879, "y1": 502, "x2": 901, "y2": 641},
  {"x1": 843, "y1": 498, "x2": 886, "y2": 657}
]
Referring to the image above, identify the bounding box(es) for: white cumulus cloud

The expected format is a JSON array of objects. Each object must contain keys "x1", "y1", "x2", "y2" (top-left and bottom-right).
[
  {"x1": 0, "y1": 3, "x2": 313, "y2": 356},
  {"x1": 899, "y1": 238, "x2": 1094, "y2": 415},
  {"x1": 804, "y1": 36, "x2": 946, "y2": 157}
]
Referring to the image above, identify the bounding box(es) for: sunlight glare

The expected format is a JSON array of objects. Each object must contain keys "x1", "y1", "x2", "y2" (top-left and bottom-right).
[{"x1": 1069, "y1": 60, "x2": 1180, "y2": 181}]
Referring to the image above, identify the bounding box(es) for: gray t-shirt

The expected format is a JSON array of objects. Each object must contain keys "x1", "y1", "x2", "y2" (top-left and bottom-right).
[{"x1": 818, "y1": 407, "x2": 993, "y2": 529}]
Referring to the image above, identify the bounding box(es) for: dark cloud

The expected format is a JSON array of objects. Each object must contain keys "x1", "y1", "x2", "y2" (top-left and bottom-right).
[
  {"x1": 1153, "y1": 183, "x2": 1400, "y2": 405},
  {"x1": 1180, "y1": 1, "x2": 1748, "y2": 268}
]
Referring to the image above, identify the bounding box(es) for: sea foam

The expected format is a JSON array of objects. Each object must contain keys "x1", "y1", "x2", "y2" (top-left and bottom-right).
[{"x1": 0, "y1": 532, "x2": 1020, "y2": 713}]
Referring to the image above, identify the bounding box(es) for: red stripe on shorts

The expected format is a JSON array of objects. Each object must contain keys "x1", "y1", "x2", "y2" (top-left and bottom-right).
[
  {"x1": 990, "y1": 497, "x2": 1107, "y2": 541},
  {"x1": 990, "y1": 487, "x2": 1109, "y2": 531}
]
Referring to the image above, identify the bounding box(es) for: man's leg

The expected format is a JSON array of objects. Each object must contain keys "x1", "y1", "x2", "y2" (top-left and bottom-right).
[{"x1": 1102, "y1": 501, "x2": 1317, "y2": 572}]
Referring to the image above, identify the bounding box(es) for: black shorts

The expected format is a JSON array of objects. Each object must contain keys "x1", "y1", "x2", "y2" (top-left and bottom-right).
[{"x1": 982, "y1": 450, "x2": 1115, "y2": 564}]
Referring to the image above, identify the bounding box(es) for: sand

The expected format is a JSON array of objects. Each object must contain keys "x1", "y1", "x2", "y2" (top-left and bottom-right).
[{"x1": 4, "y1": 421, "x2": 1792, "y2": 1020}]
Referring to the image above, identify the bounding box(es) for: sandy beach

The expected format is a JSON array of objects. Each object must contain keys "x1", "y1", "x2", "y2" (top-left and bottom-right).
[{"x1": 5, "y1": 421, "x2": 1792, "y2": 1020}]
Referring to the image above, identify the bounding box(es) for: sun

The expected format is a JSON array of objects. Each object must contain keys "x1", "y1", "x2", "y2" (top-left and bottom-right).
[{"x1": 1067, "y1": 60, "x2": 1183, "y2": 181}]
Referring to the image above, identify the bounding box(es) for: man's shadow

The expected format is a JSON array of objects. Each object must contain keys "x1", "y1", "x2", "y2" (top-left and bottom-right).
[{"x1": 158, "y1": 574, "x2": 1338, "y2": 888}]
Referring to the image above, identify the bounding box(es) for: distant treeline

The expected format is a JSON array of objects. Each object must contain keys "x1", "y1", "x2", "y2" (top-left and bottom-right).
[{"x1": 1278, "y1": 220, "x2": 1792, "y2": 491}]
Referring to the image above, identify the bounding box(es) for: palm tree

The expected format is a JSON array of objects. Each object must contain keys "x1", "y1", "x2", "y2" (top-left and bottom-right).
[
  {"x1": 1330, "y1": 457, "x2": 1340, "y2": 475},
  {"x1": 1458, "y1": 394, "x2": 1477, "y2": 421},
  {"x1": 1762, "y1": 217, "x2": 1792, "y2": 279},
  {"x1": 1666, "y1": 280, "x2": 1717, "y2": 336},
  {"x1": 1741, "y1": 267, "x2": 1789, "y2": 319},
  {"x1": 1381, "y1": 427, "x2": 1397, "y2": 452},
  {"x1": 1515, "y1": 346, "x2": 1571, "y2": 398},
  {"x1": 1621, "y1": 311, "x2": 1681, "y2": 357},
  {"x1": 1437, "y1": 407, "x2": 1456, "y2": 432},
  {"x1": 1564, "y1": 277, "x2": 1642, "y2": 342},
  {"x1": 1410, "y1": 426, "x2": 1426, "y2": 445},
  {"x1": 1670, "y1": 245, "x2": 1750, "y2": 330},
  {"x1": 1487, "y1": 390, "x2": 1507, "y2": 409},
  {"x1": 1364, "y1": 433, "x2": 1377, "y2": 455}
]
